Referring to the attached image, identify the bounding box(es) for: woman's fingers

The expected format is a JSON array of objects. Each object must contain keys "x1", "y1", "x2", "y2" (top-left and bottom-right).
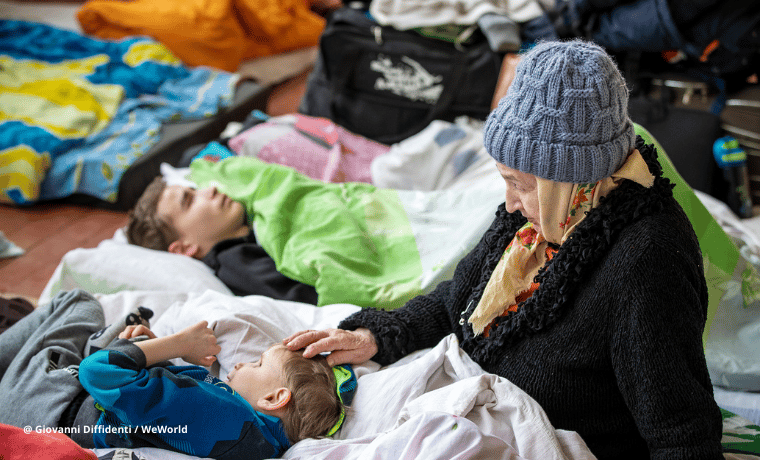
[
  {"x1": 282, "y1": 329, "x2": 313, "y2": 344},
  {"x1": 284, "y1": 329, "x2": 329, "y2": 351},
  {"x1": 324, "y1": 347, "x2": 374, "y2": 367},
  {"x1": 285, "y1": 328, "x2": 378, "y2": 364},
  {"x1": 323, "y1": 328, "x2": 378, "y2": 365},
  {"x1": 302, "y1": 334, "x2": 343, "y2": 358}
]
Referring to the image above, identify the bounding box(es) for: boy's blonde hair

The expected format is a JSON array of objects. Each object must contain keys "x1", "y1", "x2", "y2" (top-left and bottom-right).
[
  {"x1": 280, "y1": 352, "x2": 345, "y2": 442},
  {"x1": 126, "y1": 177, "x2": 178, "y2": 251}
]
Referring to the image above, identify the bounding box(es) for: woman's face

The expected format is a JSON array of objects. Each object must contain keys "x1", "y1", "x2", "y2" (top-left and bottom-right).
[{"x1": 496, "y1": 162, "x2": 541, "y2": 235}]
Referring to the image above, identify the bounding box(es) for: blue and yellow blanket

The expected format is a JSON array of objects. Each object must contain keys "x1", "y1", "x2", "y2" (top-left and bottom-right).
[{"x1": 0, "y1": 20, "x2": 236, "y2": 204}]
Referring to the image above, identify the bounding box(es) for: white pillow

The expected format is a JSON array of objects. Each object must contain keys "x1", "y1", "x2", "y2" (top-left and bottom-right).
[{"x1": 39, "y1": 233, "x2": 232, "y2": 305}]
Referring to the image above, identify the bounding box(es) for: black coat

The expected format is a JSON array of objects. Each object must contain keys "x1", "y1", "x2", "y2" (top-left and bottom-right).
[{"x1": 340, "y1": 137, "x2": 724, "y2": 459}]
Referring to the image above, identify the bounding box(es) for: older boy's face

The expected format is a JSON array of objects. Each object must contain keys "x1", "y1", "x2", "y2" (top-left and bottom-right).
[
  {"x1": 156, "y1": 185, "x2": 248, "y2": 257},
  {"x1": 227, "y1": 345, "x2": 291, "y2": 410}
]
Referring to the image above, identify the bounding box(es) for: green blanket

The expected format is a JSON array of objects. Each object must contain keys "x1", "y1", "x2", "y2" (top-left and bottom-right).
[
  {"x1": 721, "y1": 408, "x2": 760, "y2": 456},
  {"x1": 191, "y1": 156, "x2": 423, "y2": 309},
  {"x1": 635, "y1": 125, "x2": 760, "y2": 344}
]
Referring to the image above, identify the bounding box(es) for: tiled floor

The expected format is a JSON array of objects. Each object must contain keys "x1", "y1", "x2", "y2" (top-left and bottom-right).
[{"x1": 0, "y1": 70, "x2": 310, "y2": 301}]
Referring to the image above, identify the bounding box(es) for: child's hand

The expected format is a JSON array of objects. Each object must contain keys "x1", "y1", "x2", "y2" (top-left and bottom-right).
[
  {"x1": 177, "y1": 321, "x2": 221, "y2": 367},
  {"x1": 119, "y1": 324, "x2": 158, "y2": 340},
  {"x1": 131, "y1": 321, "x2": 221, "y2": 367}
]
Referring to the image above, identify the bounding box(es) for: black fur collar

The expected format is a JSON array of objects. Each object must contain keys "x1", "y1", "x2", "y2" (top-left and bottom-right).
[{"x1": 461, "y1": 136, "x2": 675, "y2": 364}]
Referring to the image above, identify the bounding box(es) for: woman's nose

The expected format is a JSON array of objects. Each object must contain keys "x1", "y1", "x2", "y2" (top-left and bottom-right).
[
  {"x1": 504, "y1": 199, "x2": 515, "y2": 214},
  {"x1": 504, "y1": 192, "x2": 521, "y2": 214}
]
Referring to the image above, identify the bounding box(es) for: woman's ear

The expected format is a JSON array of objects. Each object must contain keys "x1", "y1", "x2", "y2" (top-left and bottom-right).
[
  {"x1": 257, "y1": 387, "x2": 292, "y2": 412},
  {"x1": 167, "y1": 240, "x2": 200, "y2": 258}
]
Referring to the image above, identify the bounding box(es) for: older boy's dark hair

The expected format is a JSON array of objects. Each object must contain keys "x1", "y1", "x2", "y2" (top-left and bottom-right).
[
  {"x1": 280, "y1": 352, "x2": 345, "y2": 442},
  {"x1": 126, "y1": 177, "x2": 177, "y2": 251}
]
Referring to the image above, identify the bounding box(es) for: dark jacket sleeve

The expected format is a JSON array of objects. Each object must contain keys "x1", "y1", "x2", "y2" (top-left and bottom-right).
[
  {"x1": 608, "y1": 210, "x2": 723, "y2": 460},
  {"x1": 340, "y1": 206, "x2": 513, "y2": 365},
  {"x1": 203, "y1": 232, "x2": 319, "y2": 304}
]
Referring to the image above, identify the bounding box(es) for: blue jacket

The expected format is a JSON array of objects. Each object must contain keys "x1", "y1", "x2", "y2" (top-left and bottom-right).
[{"x1": 79, "y1": 339, "x2": 290, "y2": 460}]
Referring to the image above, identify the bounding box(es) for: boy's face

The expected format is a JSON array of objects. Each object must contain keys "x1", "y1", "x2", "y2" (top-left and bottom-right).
[
  {"x1": 227, "y1": 345, "x2": 292, "y2": 412},
  {"x1": 156, "y1": 185, "x2": 249, "y2": 258}
]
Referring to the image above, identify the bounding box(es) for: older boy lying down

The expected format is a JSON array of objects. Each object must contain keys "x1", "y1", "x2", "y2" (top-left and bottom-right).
[
  {"x1": 127, "y1": 176, "x2": 319, "y2": 304},
  {"x1": 126, "y1": 156, "x2": 452, "y2": 310}
]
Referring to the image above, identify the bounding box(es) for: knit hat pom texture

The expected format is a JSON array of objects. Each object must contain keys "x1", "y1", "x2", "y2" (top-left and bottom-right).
[{"x1": 484, "y1": 40, "x2": 636, "y2": 183}]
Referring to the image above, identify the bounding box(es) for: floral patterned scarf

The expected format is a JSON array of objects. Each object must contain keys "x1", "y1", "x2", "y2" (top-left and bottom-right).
[{"x1": 468, "y1": 150, "x2": 655, "y2": 336}]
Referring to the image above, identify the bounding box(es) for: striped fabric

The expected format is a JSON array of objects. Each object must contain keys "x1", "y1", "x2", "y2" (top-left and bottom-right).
[{"x1": 0, "y1": 20, "x2": 235, "y2": 204}]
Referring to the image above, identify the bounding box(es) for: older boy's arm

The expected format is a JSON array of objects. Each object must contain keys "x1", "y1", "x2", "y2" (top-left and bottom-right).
[{"x1": 124, "y1": 321, "x2": 220, "y2": 367}]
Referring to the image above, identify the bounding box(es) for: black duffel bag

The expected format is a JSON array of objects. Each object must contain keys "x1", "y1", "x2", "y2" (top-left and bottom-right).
[{"x1": 299, "y1": 6, "x2": 503, "y2": 145}]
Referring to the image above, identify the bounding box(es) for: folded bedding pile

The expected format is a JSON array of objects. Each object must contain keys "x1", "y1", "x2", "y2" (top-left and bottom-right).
[
  {"x1": 228, "y1": 113, "x2": 391, "y2": 184},
  {"x1": 0, "y1": 20, "x2": 237, "y2": 205}
]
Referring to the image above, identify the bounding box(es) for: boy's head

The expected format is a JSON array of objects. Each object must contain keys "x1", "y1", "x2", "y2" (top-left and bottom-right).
[
  {"x1": 126, "y1": 177, "x2": 249, "y2": 258},
  {"x1": 226, "y1": 344, "x2": 356, "y2": 442}
]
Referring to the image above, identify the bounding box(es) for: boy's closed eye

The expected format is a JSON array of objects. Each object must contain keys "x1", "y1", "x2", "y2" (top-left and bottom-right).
[{"x1": 181, "y1": 189, "x2": 194, "y2": 209}]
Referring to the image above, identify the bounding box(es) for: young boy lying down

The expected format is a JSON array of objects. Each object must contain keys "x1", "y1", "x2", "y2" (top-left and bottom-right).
[{"x1": 0, "y1": 289, "x2": 357, "y2": 459}]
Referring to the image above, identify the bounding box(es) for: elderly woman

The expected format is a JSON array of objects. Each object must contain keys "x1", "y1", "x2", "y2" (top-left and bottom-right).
[{"x1": 285, "y1": 40, "x2": 724, "y2": 459}]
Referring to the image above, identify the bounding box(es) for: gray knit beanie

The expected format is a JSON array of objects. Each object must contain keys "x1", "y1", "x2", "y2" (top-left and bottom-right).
[{"x1": 484, "y1": 40, "x2": 636, "y2": 183}]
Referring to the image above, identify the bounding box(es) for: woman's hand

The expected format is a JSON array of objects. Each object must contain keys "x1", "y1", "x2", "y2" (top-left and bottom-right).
[{"x1": 283, "y1": 328, "x2": 378, "y2": 367}]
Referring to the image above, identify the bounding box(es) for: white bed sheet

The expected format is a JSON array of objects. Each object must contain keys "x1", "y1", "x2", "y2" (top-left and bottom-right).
[
  {"x1": 91, "y1": 290, "x2": 595, "y2": 460},
  {"x1": 713, "y1": 385, "x2": 760, "y2": 426}
]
